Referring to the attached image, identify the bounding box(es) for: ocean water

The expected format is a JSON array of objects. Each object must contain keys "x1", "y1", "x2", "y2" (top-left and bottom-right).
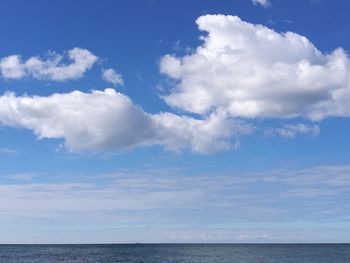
[{"x1": 0, "y1": 244, "x2": 349, "y2": 262}]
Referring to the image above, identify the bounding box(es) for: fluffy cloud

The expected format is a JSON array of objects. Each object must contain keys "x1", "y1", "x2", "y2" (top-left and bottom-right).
[
  {"x1": 0, "y1": 89, "x2": 250, "y2": 153},
  {"x1": 2, "y1": 15, "x2": 349, "y2": 154},
  {"x1": 0, "y1": 48, "x2": 97, "y2": 81},
  {"x1": 102, "y1": 68, "x2": 124, "y2": 86},
  {"x1": 160, "y1": 15, "x2": 350, "y2": 121},
  {"x1": 153, "y1": 110, "x2": 251, "y2": 153},
  {"x1": 251, "y1": 0, "x2": 270, "y2": 8}
]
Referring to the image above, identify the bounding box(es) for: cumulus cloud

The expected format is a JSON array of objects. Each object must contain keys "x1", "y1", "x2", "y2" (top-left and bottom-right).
[
  {"x1": 2, "y1": 15, "x2": 349, "y2": 154},
  {"x1": 102, "y1": 68, "x2": 124, "y2": 86},
  {"x1": 0, "y1": 89, "x2": 250, "y2": 153},
  {"x1": 0, "y1": 48, "x2": 97, "y2": 81},
  {"x1": 251, "y1": 0, "x2": 270, "y2": 8},
  {"x1": 160, "y1": 15, "x2": 350, "y2": 121},
  {"x1": 265, "y1": 123, "x2": 320, "y2": 138}
]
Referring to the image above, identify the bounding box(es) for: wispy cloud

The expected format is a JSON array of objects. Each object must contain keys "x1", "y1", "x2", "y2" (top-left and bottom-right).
[
  {"x1": 265, "y1": 123, "x2": 320, "y2": 138},
  {"x1": 251, "y1": 0, "x2": 271, "y2": 8},
  {"x1": 0, "y1": 164, "x2": 349, "y2": 224},
  {"x1": 0, "y1": 147, "x2": 17, "y2": 155},
  {"x1": 2, "y1": 173, "x2": 38, "y2": 181}
]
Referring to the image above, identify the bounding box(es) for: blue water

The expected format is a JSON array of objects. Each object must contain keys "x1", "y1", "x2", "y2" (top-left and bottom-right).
[{"x1": 0, "y1": 244, "x2": 349, "y2": 262}]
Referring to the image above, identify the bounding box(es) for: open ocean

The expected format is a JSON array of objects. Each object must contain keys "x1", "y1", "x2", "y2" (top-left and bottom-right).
[{"x1": 0, "y1": 244, "x2": 349, "y2": 262}]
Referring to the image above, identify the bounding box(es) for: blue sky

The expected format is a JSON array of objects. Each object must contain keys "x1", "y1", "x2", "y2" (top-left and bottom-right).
[{"x1": 0, "y1": 0, "x2": 350, "y2": 243}]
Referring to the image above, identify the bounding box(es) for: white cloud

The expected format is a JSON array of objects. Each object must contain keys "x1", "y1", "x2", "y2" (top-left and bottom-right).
[
  {"x1": 1, "y1": 164, "x2": 350, "y2": 224},
  {"x1": 2, "y1": 15, "x2": 349, "y2": 153},
  {"x1": 160, "y1": 15, "x2": 350, "y2": 121},
  {"x1": 0, "y1": 89, "x2": 250, "y2": 153},
  {"x1": 251, "y1": 0, "x2": 270, "y2": 8},
  {"x1": 0, "y1": 48, "x2": 97, "y2": 81},
  {"x1": 265, "y1": 123, "x2": 320, "y2": 138},
  {"x1": 153, "y1": 110, "x2": 252, "y2": 153},
  {"x1": 0, "y1": 55, "x2": 26, "y2": 79},
  {"x1": 102, "y1": 68, "x2": 123, "y2": 86}
]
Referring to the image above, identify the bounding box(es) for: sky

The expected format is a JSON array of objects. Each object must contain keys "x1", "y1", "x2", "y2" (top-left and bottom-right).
[{"x1": 0, "y1": 0, "x2": 350, "y2": 243}]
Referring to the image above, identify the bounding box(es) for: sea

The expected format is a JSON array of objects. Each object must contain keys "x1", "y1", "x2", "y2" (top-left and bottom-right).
[{"x1": 0, "y1": 244, "x2": 349, "y2": 262}]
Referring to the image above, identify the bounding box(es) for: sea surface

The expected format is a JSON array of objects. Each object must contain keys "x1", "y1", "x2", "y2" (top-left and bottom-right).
[{"x1": 0, "y1": 244, "x2": 349, "y2": 262}]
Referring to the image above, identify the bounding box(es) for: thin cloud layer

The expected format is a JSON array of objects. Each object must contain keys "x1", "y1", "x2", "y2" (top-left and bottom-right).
[
  {"x1": 0, "y1": 48, "x2": 97, "y2": 81},
  {"x1": 0, "y1": 89, "x2": 250, "y2": 153},
  {"x1": 160, "y1": 15, "x2": 350, "y2": 121},
  {"x1": 1, "y1": 164, "x2": 349, "y2": 222}
]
